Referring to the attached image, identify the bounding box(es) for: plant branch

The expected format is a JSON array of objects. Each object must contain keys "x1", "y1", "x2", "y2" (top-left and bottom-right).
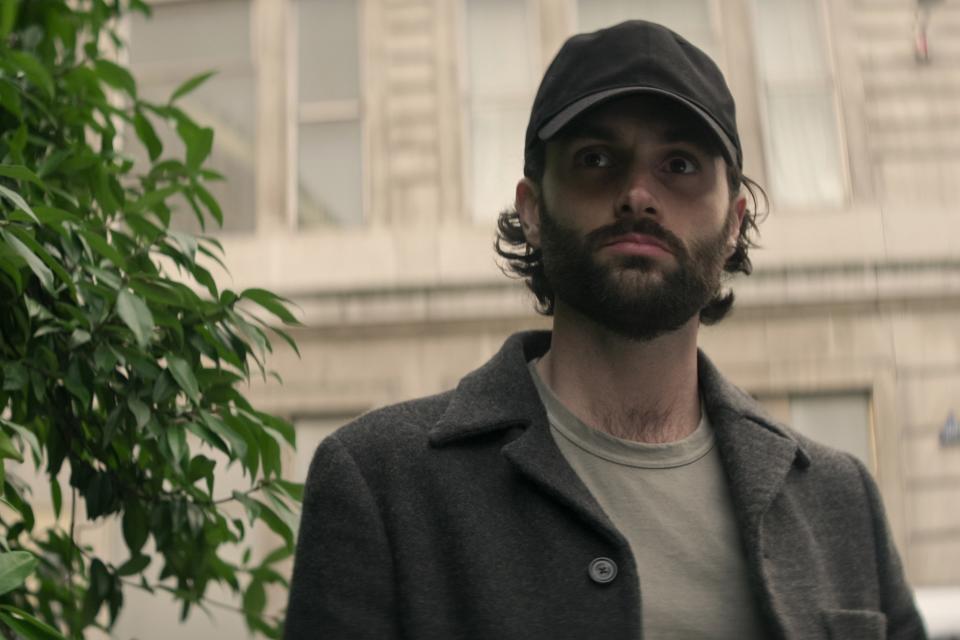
[{"x1": 117, "y1": 575, "x2": 284, "y2": 625}]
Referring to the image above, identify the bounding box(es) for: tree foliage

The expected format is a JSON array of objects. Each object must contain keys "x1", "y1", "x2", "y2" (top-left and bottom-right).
[{"x1": 0, "y1": 0, "x2": 302, "y2": 637}]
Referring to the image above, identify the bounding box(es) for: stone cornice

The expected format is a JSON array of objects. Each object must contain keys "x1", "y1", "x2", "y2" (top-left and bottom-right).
[{"x1": 273, "y1": 259, "x2": 960, "y2": 331}]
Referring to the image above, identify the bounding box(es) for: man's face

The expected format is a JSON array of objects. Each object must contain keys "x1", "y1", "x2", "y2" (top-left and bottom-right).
[{"x1": 517, "y1": 95, "x2": 745, "y2": 341}]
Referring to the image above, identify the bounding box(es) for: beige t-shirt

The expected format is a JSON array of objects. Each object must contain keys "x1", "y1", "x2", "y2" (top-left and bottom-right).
[{"x1": 529, "y1": 362, "x2": 766, "y2": 639}]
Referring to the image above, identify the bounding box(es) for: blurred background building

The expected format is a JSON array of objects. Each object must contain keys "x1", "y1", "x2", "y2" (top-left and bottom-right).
[{"x1": 91, "y1": 0, "x2": 960, "y2": 636}]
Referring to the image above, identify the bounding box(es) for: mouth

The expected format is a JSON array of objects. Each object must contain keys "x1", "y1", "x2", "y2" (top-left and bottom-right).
[{"x1": 599, "y1": 233, "x2": 673, "y2": 257}]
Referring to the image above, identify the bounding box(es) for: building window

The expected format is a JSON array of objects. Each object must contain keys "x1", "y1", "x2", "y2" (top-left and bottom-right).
[
  {"x1": 751, "y1": 0, "x2": 845, "y2": 208},
  {"x1": 294, "y1": 0, "x2": 363, "y2": 228},
  {"x1": 128, "y1": 0, "x2": 257, "y2": 234},
  {"x1": 758, "y1": 392, "x2": 874, "y2": 468},
  {"x1": 463, "y1": 0, "x2": 538, "y2": 223}
]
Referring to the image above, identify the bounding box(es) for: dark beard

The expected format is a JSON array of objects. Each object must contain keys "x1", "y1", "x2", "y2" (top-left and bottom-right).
[{"x1": 538, "y1": 204, "x2": 733, "y2": 342}]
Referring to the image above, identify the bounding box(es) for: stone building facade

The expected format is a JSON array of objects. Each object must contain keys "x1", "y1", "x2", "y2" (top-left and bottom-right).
[{"x1": 108, "y1": 0, "x2": 960, "y2": 635}]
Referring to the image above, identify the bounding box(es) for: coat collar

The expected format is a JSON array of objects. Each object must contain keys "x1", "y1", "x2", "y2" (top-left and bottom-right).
[{"x1": 429, "y1": 330, "x2": 811, "y2": 544}]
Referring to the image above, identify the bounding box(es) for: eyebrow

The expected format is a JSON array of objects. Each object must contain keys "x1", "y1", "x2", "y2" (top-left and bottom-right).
[{"x1": 559, "y1": 121, "x2": 719, "y2": 154}]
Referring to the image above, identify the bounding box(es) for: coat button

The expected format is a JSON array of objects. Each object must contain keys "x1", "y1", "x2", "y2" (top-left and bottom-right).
[{"x1": 588, "y1": 557, "x2": 617, "y2": 584}]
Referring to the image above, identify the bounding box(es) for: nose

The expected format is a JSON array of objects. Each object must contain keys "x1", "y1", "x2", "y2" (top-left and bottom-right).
[{"x1": 616, "y1": 165, "x2": 659, "y2": 219}]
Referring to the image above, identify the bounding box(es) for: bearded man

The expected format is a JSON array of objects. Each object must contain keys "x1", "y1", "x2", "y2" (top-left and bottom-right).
[{"x1": 285, "y1": 20, "x2": 927, "y2": 640}]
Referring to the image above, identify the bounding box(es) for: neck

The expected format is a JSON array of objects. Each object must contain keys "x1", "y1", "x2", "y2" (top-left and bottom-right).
[{"x1": 537, "y1": 303, "x2": 702, "y2": 443}]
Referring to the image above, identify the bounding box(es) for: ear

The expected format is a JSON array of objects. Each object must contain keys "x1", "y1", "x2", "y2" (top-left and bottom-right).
[
  {"x1": 516, "y1": 178, "x2": 542, "y2": 249},
  {"x1": 727, "y1": 194, "x2": 747, "y2": 257}
]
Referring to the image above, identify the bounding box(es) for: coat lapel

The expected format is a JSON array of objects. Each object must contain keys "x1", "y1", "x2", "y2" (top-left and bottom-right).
[
  {"x1": 429, "y1": 333, "x2": 810, "y2": 557},
  {"x1": 698, "y1": 352, "x2": 810, "y2": 550},
  {"x1": 429, "y1": 331, "x2": 625, "y2": 545}
]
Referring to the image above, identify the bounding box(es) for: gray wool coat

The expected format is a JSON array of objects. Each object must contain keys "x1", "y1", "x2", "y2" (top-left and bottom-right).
[{"x1": 284, "y1": 331, "x2": 927, "y2": 640}]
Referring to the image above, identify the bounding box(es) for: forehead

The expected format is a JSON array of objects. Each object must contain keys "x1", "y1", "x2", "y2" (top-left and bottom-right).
[{"x1": 552, "y1": 94, "x2": 724, "y2": 155}]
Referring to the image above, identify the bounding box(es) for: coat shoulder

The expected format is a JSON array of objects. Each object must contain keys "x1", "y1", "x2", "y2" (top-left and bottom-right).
[
  {"x1": 767, "y1": 418, "x2": 874, "y2": 498},
  {"x1": 310, "y1": 389, "x2": 456, "y2": 473}
]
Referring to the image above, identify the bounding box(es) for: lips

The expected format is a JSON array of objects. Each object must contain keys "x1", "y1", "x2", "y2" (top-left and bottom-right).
[{"x1": 600, "y1": 233, "x2": 673, "y2": 255}]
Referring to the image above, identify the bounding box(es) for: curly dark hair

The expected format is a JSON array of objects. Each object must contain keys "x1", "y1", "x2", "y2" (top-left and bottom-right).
[{"x1": 495, "y1": 145, "x2": 767, "y2": 325}]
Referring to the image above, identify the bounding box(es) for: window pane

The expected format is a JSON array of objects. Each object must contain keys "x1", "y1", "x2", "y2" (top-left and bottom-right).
[
  {"x1": 298, "y1": 120, "x2": 363, "y2": 227},
  {"x1": 465, "y1": 0, "x2": 535, "y2": 221},
  {"x1": 790, "y1": 393, "x2": 872, "y2": 467},
  {"x1": 297, "y1": 0, "x2": 360, "y2": 103},
  {"x1": 765, "y1": 89, "x2": 844, "y2": 207},
  {"x1": 127, "y1": 1, "x2": 256, "y2": 234},
  {"x1": 466, "y1": 0, "x2": 535, "y2": 98},
  {"x1": 470, "y1": 106, "x2": 527, "y2": 221},
  {"x1": 752, "y1": 0, "x2": 829, "y2": 82},
  {"x1": 129, "y1": 1, "x2": 250, "y2": 68},
  {"x1": 751, "y1": 0, "x2": 844, "y2": 207},
  {"x1": 576, "y1": 0, "x2": 715, "y2": 58}
]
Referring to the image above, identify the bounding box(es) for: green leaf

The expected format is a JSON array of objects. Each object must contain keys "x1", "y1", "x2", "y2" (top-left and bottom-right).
[
  {"x1": 176, "y1": 119, "x2": 214, "y2": 172},
  {"x1": 166, "y1": 423, "x2": 187, "y2": 464},
  {"x1": 133, "y1": 108, "x2": 162, "y2": 161},
  {"x1": 0, "y1": 165, "x2": 45, "y2": 189},
  {"x1": 78, "y1": 229, "x2": 128, "y2": 269},
  {"x1": 252, "y1": 498, "x2": 294, "y2": 547},
  {"x1": 169, "y1": 70, "x2": 216, "y2": 103},
  {"x1": 0, "y1": 419, "x2": 40, "y2": 461},
  {"x1": 167, "y1": 355, "x2": 200, "y2": 404},
  {"x1": 128, "y1": 184, "x2": 179, "y2": 215},
  {"x1": 192, "y1": 181, "x2": 223, "y2": 226},
  {"x1": 3, "y1": 226, "x2": 73, "y2": 293},
  {"x1": 93, "y1": 59, "x2": 136, "y2": 97},
  {"x1": 0, "y1": 184, "x2": 39, "y2": 223},
  {"x1": 202, "y1": 411, "x2": 247, "y2": 461},
  {"x1": 0, "y1": 551, "x2": 37, "y2": 596},
  {"x1": 0, "y1": 0, "x2": 19, "y2": 39},
  {"x1": 187, "y1": 455, "x2": 216, "y2": 493},
  {"x1": 184, "y1": 421, "x2": 230, "y2": 457},
  {"x1": 122, "y1": 501, "x2": 148, "y2": 554},
  {"x1": 2, "y1": 363, "x2": 27, "y2": 391},
  {"x1": 0, "y1": 432, "x2": 22, "y2": 463},
  {"x1": 241, "y1": 288, "x2": 301, "y2": 325},
  {"x1": 7, "y1": 51, "x2": 54, "y2": 97},
  {"x1": 255, "y1": 411, "x2": 296, "y2": 447},
  {"x1": 262, "y1": 545, "x2": 293, "y2": 566},
  {"x1": 0, "y1": 606, "x2": 66, "y2": 640},
  {"x1": 126, "y1": 397, "x2": 150, "y2": 429},
  {"x1": 167, "y1": 230, "x2": 198, "y2": 264},
  {"x1": 116, "y1": 554, "x2": 151, "y2": 577},
  {"x1": 272, "y1": 479, "x2": 305, "y2": 502},
  {"x1": 33, "y1": 205, "x2": 79, "y2": 226},
  {"x1": 9, "y1": 124, "x2": 26, "y2": 161},
  {"x1": 0, "y1": 228, "x2": 52, "y2": 290},
  {"x1": 129, "y1": 280, "x2": 183, "y2": 307},
  {"x1": 63, "y1": 360, "x2": 91, "y2": 409},
  {"x1": 116, "y1": 289, "x2": 155, "y2": 348},
  {"x1": 69, "y1": 329, "x2": 91, "y2": 348},
  {"x1": 50, "y1": 478, "x2": 62, "y2": 520},
  {"x1": 242, "y1": 579, "x2": 266, "y2": 616},
  {"x1": 0, "y1": 79, "x2": 21, "y2": 118}
]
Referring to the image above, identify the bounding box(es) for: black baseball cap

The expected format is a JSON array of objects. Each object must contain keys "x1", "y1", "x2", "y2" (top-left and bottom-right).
[{"x1": 524, "y1": 20, "x2": 742, "y2": 173}]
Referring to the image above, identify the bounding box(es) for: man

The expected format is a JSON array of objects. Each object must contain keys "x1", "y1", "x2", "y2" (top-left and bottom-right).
[{"x1": 285, "y1": 20, "x2": 927, "y2": 640}]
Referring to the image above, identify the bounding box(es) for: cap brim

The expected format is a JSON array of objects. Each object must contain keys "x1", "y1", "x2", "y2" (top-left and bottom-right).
[{"x1": 537, "y1": 87, "x2": 739, "y2": 167}]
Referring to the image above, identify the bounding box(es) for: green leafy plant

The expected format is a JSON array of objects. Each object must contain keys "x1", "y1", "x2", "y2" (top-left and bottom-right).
[{"x1": 0, "y1": 0, "x2": 302, "y2": 637}]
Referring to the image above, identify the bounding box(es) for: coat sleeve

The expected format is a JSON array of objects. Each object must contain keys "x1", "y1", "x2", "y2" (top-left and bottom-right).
[
  {"x1": 851, "y1": 456, "x2": 928, "y2": 640},
  {"x1": 284, "y1": 433, "x2": 399, "y2": 639}
]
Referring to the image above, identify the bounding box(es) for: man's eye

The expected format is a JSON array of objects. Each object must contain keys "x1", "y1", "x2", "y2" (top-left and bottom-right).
[
  {"x1": 577, "y1": 150, "x2": 613, "y2": 168},
  {"x1": 664, "y1": 156, "x2": 698, "y2": 174}
]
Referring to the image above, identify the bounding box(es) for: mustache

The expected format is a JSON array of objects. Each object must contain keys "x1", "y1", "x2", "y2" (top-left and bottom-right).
[{"x1": 583, "y1": 217, "x2": 686, "y2": 256}]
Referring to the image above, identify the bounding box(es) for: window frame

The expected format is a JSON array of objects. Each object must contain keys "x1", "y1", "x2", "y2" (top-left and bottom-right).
[
  {"x1": 747, "y1": 0, "x2": 851, "y2": 211},
  {"x1": 287, "y1": 0, "x2": 368, "y2": 230},
  {"x1": 125, "y1": 0, "x2": 259, "y2": 235},
  {"x1": 457, "y1": 0, "x2": 542, "y2": 224}
]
